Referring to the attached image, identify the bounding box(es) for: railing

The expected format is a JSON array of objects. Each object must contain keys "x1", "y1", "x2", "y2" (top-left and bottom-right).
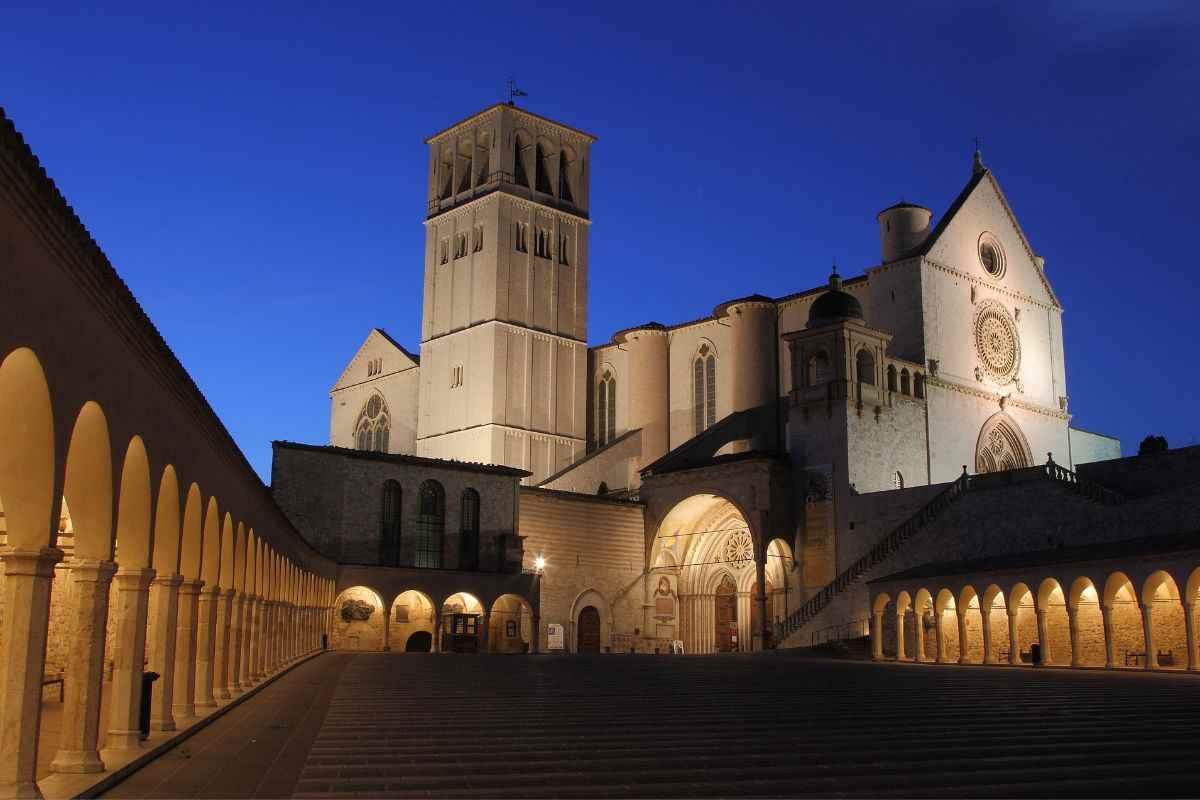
[
  {"x1": 777, "y1": 470, "x2": 973, "y2": 643},
  {"x1": 426, "y1": 170, "x2": 584, "y2": 216},
  {"x1": 1044, "y1": 458, "x2": 1124, "y2": 505},
  {"x1": 810, "y1": 618, "x2": 869, "y2": 647},
  {"x1": 775, "y1": 458, "x2": 1125, "y2": 645}
]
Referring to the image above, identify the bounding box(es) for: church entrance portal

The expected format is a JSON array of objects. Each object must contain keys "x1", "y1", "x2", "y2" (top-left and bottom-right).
[
  {"x1": 578, "y1": 606, "x2": 601, "y2": 653},
  {"x1": 715, "y1": 575, "x2": 738, "y2": 652}
]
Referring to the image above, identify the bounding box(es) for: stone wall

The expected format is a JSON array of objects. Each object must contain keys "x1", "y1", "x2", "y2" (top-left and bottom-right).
[
  {"x1": 517, "y1": 488, "x2": 646, "y2": 652},
  {"x1": 271, "y1": 442, "x2": 521, "y2": 569}
]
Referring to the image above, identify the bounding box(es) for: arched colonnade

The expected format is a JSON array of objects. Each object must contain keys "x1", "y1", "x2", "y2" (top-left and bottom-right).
[
  {"x1": 331, "y1": 584, "x2": 537, "y2": 653},
  {"x1": 870, "y1": 560, "x2": 1200, "y2": 672},
  {"x1": 0, "y1": 346, "x2": 337, "y2": 796}
]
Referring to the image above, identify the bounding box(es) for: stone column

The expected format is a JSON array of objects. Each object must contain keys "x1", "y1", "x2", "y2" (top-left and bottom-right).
[
  {"x1": 1101, "y1": 604, "x2": 1116, "y2": 669},
  {"x1": 105, "y1": 566, "x2": 156, "y2": 751},
  {"x1": 245, "y1": 596, "x2": 261, "y2": 681},
  {"x1": 214, "y1": 588, "x2": 234, "y2": 699},
  {"x1": 981, "y1": 610, "x2": 993, "y2": 664},
  {"x1": 895, "y1": 612, "x2": 907, "y2": 661},
  {"x1": 172, "y1": 579, "x2": 203, "y2": 720},
  {"x1": 1007, "y1": 611, "x2": 1020, "y2": 666},
  {"x1": 1142, "y1": 604, "x2": 1156, "y2": 670},
  {"x1": 957, "y1": 609, "x2": 969, "y2": 664},
  {"x1": 915, "y1": 611, "x2": 926, "y2": 662},
  {"x1": 146, "y1": 574, "x2": 181, "y2": 732},
  {"x1": 1185, "y1": 601, "x2": 1197, "y2": 672},
  {"x1": 1035, "y1": 608, "x2": 1049, "y2": 666},
  {"x1": 433, "y1": 610, "x2": 442, "y2": 653},
  {"x1": 258, "y1": 601, "x2": 271, "y2": 674},
  {"x1": 194, "y1": 587, "x2": 219, "y2": 709},
  {"x1": 934, "y1": 609, "x2": 947, "y2": 663},
  {"x1": 228, "y1": 593, "x2": 244, "y2": 694},
  {"x1": 0, "y1": 546, "x2": 63, "y2": 799},
  {"x1": 1068, "y1": 605, "x2": 1081, "y2": 668},
  {"x1": 480, "y1": 611, "x2": 490, "y2": 653},
  {"x1": 51, "y1": 559, "x2": 117, "y2": 774},
  {"x1": 382, "y1": 604, "x2": 391, "y2": 652},
  {"x1": 532, "y1": 616, "x2": 541, "y2": 654},
  {"x1": 871, "y1": 611, "x2": 884, "y2": 660}
]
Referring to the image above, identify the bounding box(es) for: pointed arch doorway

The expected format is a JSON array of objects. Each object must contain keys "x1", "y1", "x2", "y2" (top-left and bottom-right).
[
  {"x1": 577, "y1": 606, "x2": 601, "y2": 653},
  {"x1": 715, "y1": 574, "x2": 738, "y2": 652}
]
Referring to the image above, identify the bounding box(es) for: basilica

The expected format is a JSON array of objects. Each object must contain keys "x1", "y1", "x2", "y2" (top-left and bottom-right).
[{"x1": 300, "y1": 101, "x2": 1132, "y2": 655}]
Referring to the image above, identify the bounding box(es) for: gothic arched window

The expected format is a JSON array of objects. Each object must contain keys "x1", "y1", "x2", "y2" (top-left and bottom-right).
[
  {"x1": 596, "y1": 370, "x2": 616, "y2": 447},
  {"x1": 693, "y1": 345, "x2": 717, "y2": 435},
  {"x1": 976, "y1": 413, "x2": 1033, "y2": 474},
  {"x1": 354, "y1": 393, "x2": 390, "y2": 453},
  {"x1": 900, "y1": 369, "x2": 911, "y2": 395},
  {"x1": 459, "y1": 489, "x2": 480, "y2": 571},
  {"x1": 559, "y1": 146, "x2": 576, "y2": 204},
  {"x1": 886, "y1": 365, "x2": 897, "y2": 392},
  {"x1": 415, "y1": 480, "x2": 445, "y2": 568},
  {"x1": 513, "y1": 132, "x2": 531, "y2": 187},
  {"x1": 856, "y1": 349, "x2": 876, "y2": 386},
  {"x1": 380, "y1": 480, "x2": 402, "y2": 567},
  {"x1": 475, "y1": 131, "x2": 491, "y2": 185},
  {"x1": 914, "y1": 373, "x2": 926, "y2": 399},
  {"x1": 535, "y1": 141, "x2": 554, "y2": 194}
]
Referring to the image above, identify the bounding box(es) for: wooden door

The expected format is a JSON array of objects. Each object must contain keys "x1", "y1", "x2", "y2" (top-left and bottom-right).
[
  {"x1": 578, "y1": 606, "x2": 601, "y2": 653},
  {"x1": 715, "y1": 574, "x2": 738, "y2": 652}
]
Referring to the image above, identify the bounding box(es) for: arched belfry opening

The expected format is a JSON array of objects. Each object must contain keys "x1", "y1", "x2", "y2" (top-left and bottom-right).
[
  {"x1": 975, "y1": 412, "x2": 1033, "y2": 473},
  {"x1": 649, "y1": 493, "x2": 790, "y2": 654}
]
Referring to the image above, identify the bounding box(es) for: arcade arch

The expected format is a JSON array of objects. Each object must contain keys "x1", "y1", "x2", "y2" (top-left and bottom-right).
[
  {"x1": 390, "y1": 589, "x2": 436, "y2": 652},
  {"x1": 650, "y1": 493, "x2": 773, "y2": 654},
  {"x1": 332, "y1": 586, "x2": 386, "y2": 651}
]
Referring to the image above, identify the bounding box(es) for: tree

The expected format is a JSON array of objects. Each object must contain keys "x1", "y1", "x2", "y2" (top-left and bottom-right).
[{"x1": 1138, "y1": 435, "x2": 1168, "y2": 455}]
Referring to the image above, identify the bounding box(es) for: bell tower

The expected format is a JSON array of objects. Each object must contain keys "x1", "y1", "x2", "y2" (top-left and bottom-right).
[{"x1": 416, "y1": 104, "x2": 595, "y2": 483}]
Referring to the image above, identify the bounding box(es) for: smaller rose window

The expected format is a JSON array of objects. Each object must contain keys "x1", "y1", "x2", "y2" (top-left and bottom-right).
[{"x1": 724, "y1": 531, "x2": 753, "y2": 567}]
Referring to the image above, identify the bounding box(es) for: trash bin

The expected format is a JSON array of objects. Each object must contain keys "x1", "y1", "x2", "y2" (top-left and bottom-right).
[
  {"x1": 139, "y1": 671, "x2": 160, "y2": 740},
  {"x1": 1030, "y1": 643, "x2": 1042, "y2": 666}
]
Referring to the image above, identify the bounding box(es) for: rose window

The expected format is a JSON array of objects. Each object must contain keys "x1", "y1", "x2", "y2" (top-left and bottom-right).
[{"x1": 973, "y1": 301, "x2": 1021, "y2": 384}]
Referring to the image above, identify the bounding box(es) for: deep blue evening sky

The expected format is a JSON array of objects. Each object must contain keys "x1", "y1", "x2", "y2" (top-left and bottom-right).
[{"x1": 3, "y1": 1, "x2": 1197, "y2": 479}]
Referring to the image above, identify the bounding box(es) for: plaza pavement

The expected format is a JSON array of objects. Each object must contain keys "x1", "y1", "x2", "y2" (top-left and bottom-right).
[{"x1": 104, "y1": 651, "x2": 1200, "y2": 798}]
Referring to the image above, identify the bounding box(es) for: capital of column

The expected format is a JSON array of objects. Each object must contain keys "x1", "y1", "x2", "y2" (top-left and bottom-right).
[
  {"x1": 152, "y1": 572, "x2": 184, "y2": 590},
  {"x1": 178, "y1": 578, "x2": 205, "y2": 596},
  {"x1": 0, "y1": 545, "x2": 64, "y2": 577},
  {"x1": 67, "y1": 558, "x2": 118, "y2": 584},
  {"x1": 221, "y1": 588, "x2": 236, "y2": 599},
  {"x1": 112, "y1": 566, "x2": 156, "y2": 592}
]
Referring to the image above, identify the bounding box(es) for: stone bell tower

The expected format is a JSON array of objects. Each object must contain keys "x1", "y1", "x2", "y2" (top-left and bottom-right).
[{"x1": 416, "y1": 103, "x2": 595, "y2": 483}]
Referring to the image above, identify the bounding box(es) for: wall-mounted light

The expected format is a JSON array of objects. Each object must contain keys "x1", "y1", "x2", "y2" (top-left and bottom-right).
[{"x1": 534, "y1": 554, "x2": 546, "y2": 575}]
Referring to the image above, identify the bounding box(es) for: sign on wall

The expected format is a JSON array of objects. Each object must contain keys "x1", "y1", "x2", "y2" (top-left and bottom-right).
[{"x1": 547, "y1": 623, "x2": 565, "y2": 651}]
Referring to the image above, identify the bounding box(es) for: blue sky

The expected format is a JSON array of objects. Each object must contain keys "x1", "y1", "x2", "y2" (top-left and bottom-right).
[{"x1": 3, "y1": 1, "x2": 1197, "y2": 479}]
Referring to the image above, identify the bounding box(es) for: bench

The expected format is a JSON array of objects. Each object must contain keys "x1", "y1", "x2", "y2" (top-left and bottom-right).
[
  {"x1": 997, "y1": 650, "x2": 1033, "y2": 664},
  {"x1": 1125, "y1": 651, "x2": 1145, "y2": 667},
  {"x1": 1158, "y1": 650, "x2": 1175, "y2": 667},
  {"x1": 42, "y1": 673, "x2": 64, "y2": 702}
]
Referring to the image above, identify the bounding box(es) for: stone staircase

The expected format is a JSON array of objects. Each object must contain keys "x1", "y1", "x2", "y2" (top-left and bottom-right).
[{"x1": 776, "y1": 460, "x2": 1124, "y2": 648}]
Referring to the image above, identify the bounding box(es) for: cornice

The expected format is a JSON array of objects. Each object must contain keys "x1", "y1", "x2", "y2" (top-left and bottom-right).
[
  {"x1": 925, "y1": 375, "x2": 1069, "y2": 421},
  {"x1": 922, "y1": 257, "x2": 1057, "y2": 312}
]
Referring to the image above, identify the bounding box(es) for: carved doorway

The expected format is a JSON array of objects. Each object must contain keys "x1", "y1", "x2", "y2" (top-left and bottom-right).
[
  {"x1": 715, "y1": 574, "x2": 738, "y2": 652},
  {"x1": 578, "y1": 606, "x2": 601, "y2": 653}
]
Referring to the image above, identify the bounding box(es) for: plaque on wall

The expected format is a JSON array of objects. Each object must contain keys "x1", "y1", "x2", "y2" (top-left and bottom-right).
[
  {"x1": 394, "y1": 605, "x2": 409, "y2": 623},
  {"x1": 547, "y1": 623, "x2": 565, "y2": 651},
  {"x1": 506, "y1": 619, "x2": 517, "y2": 638}
]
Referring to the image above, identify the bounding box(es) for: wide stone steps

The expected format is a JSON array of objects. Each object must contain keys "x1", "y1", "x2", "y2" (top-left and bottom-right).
[{"x1": 291, "y1": 653, "x2": 1200, "y2": 798}]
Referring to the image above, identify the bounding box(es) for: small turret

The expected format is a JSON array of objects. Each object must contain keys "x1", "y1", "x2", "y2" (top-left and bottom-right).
[{"x1": 876, "y1": 201, "x2": 931, "y2": 263}]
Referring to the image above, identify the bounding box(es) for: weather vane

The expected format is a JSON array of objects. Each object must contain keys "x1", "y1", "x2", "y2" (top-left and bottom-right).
[{"x1": 507, "y1": 78, "x2": 528, "y2": 106}]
